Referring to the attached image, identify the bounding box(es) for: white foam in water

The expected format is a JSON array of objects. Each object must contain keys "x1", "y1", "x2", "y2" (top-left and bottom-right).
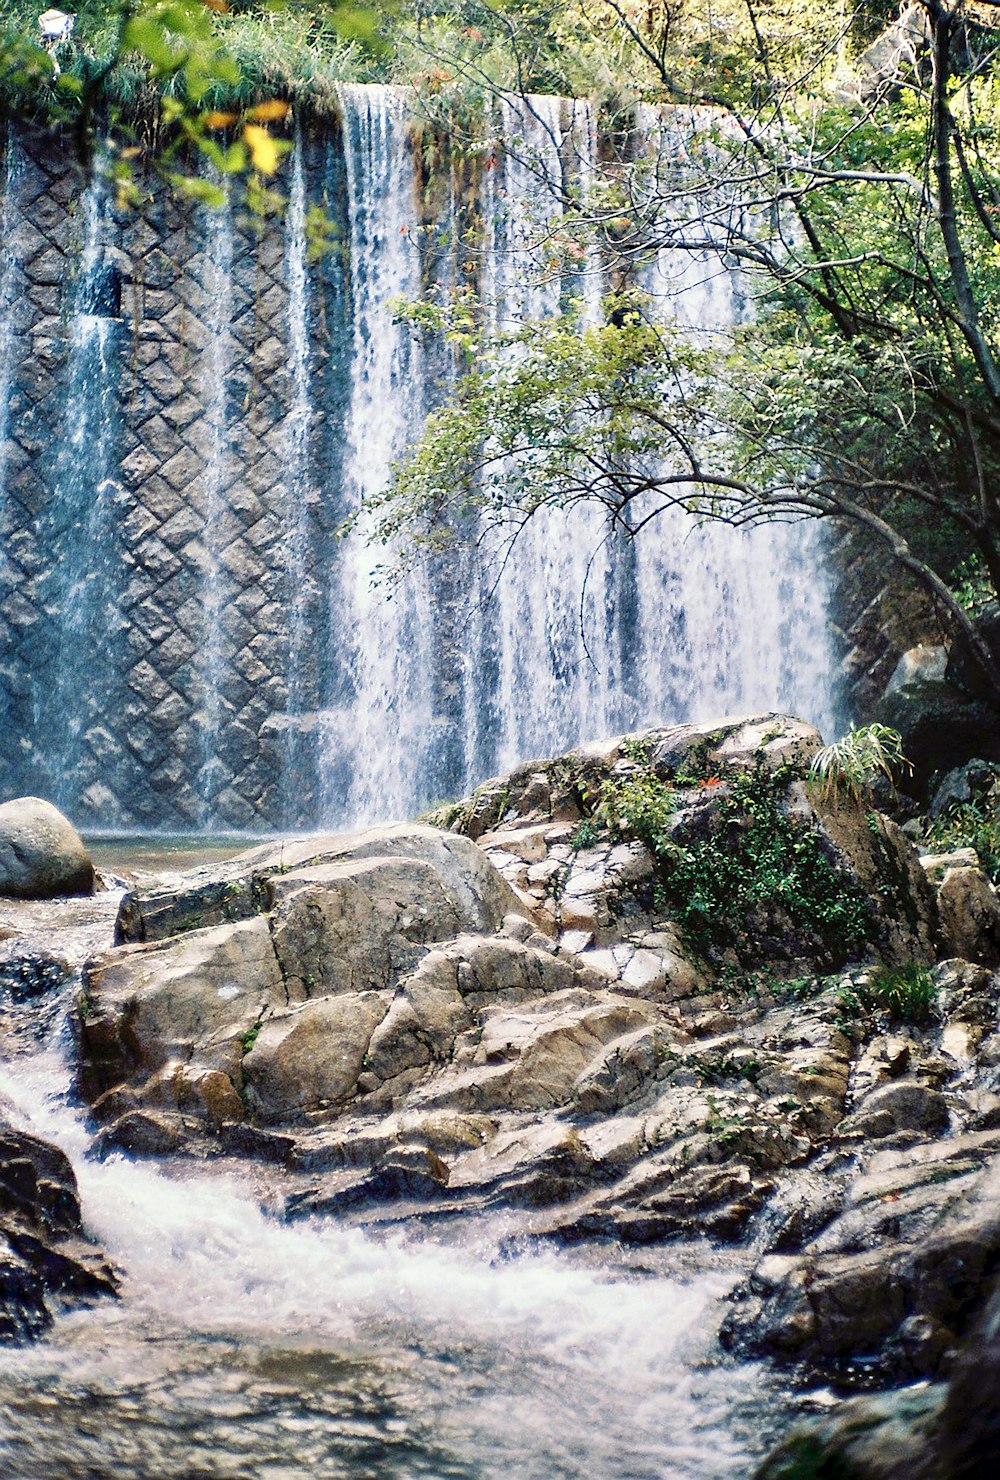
[{"x1": 0, "y1": 1027, "x2": 780, "y2": 1479}]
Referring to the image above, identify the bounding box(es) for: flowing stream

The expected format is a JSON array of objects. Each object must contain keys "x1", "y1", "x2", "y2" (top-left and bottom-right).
[{"x1": 0, "y1": 882, "x2": 796, "y2": 1479}]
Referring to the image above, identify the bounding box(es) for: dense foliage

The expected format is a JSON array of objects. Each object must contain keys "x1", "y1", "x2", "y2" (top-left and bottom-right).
[{"x1": 585, "y1": 756, "x2": 874, "y2": 963}]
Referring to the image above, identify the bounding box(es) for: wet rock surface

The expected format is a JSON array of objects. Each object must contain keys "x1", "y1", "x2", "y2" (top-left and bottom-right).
[
  {"x1": 12, "y1": 713, "x2": 999, "y2": 1467},
  {"x1": 0, "y1": 888, "x2": 130, "y2": 1342},
  {"x1": 0, "y1": 1107, "x2": 118, "y2": 1341},
  {"x1": 68, "y1": 717, "x2": 1000, "y2": 1391}
]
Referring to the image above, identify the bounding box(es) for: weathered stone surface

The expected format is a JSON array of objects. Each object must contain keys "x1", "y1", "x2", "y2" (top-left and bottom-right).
[
  {"x1": 81, "y1": 915, "x2": 284, "y2": 1109},
  {"x1": 933, "y1": 863, "x2": 1000, "y2": 966},
  {"x1": 83, "y1": 830, "x2": 531, "y2": 1128},
  {"x1": 243, "y1": 992, "x2": 390, "y2": 1123},
  {"x1": 446, "y1": 723, "x2": 938, "y2": 971},
  {"x1": 61, "y1": 721, "x2": 1000, "y2": 1443},
  {"x1": 928, "y1": 757, "x2": 1000, "y2": 820},
  {"x1": 756, "y1": 1384, "x2": 944, "y2": 1480},
  {"x1": 0, "y1": 1109, "x2": 118, "y2": 1342},
  {"x1": 885, "y1": 643, "x2": 949, "y2": 695},
  {"x1": 0, "y1": 798, "x2": 93, "y2": 899},
  {"x1": 115, "y1": 824, "x2": 523, "y2": 944},
  {"x1": 874, "y1": 679, "x2": 1000, "y2": 797},
  {"x1": 651, "y1": 714, "x2": 823, "y2": 777}
]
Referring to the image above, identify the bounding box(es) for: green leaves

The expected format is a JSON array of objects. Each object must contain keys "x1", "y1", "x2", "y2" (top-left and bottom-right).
[
  {"x1": 809, "y1": 724, "x2": 908, "y2": 806},
  {"x1": 364, "y1": 288, "x2": 713, "y2": 572},
  {"x1": 588, "y1": 759, "x2": 874, "y2": 965}
]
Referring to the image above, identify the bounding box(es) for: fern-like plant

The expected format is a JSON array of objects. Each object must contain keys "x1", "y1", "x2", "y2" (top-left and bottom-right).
[{"x1": 809, "y1": 723, "x2": 908, "y2": 806}]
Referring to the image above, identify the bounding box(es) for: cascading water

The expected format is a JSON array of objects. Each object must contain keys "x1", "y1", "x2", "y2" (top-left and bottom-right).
[
  {"x1": 321, "y1": 84, "x2": 439, "y2": 822},
  {"x1": 0, "y1": 133, "x2": 20, "y2": 501},
  {"x1": 196, "y1": 183, "x2": 235, "y2": 815},
  {"x1": 0, "y1": 886, "x2": 795, "y2": 1479},
  {"x1": 467, "y1": 95, "x2": 623, "y2": 776},
  {"x1": 284, "y1": 128, "x2": 316, "y2": 719},
  {"x1": 627, "y1": 105, "x2": 839, "y2": 741},
  {"x1": 0, "y1": 91, "x2": 840, "y2": 831},
  {"x1": 39, "y1": 170, "x2": 126, "y2": 814},
  {"x1": 452, "y1": 96, "x2": 839, "y2": 782}
]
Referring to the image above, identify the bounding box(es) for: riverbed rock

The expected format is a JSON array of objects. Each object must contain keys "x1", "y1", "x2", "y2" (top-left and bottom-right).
[
  {"x1": 933, "y1": 861, "x2": 1000, "y2": 966},
  {"x1": 0, "y1": 798, "x2": 94, "y2": 899},
  {"x1": 69, "y1": 718, "x2": 1000, "y2": 1417},
  {"x1": 0, "y1": 1106, "x2": 118, "y2": 1341},
  {"x1": 114, "y1": 822, "x2": 522, "y2": 945},
  {"x1": 81, "y1": 826, "x2": 532, "y2": 1119},
  {"x1": 885, "y1": 644, "x2": 949, "y2": 695},
  {"x1": 928, "y1": 757, "x2": 1000, "y2": 820},
  {"x1": 721, "y1": 968, "x2": 1000, "y2": 1388},
  {"x1": 874, "y1": 679, "x2": 1000, "y2": 798}
]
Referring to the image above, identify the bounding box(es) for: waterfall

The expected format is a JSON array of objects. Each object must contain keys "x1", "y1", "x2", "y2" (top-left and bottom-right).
[
  {"x1": 467, "y1": 95, "x2": 622, "y2": 779},
  {"x1": 320, "y1": 84, "x2": 438, "y2": 823},
  {"x1": 283, "y1": 127, "x2": 315, "y2": 720},
  {"x1": 454, "y1": 96, "x2": 839, "y2": 782},
  {"x1": 196, "y1": 183, "x2": 235, "y2": 817},
  {"x1": 0, "y1": 97, "x2": 840, "y2": 831},
  {"x1": 0, "y1": 133, "x2": 21, "y2": 501},
  {"x1": 630, "y1": 105, "x2": 839, "y2": 741},
  {"x1": 40, "y1": 171, "x2": 125, "y2": 814}
]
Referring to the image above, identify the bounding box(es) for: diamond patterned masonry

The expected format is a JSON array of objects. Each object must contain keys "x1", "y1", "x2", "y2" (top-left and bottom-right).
[{"x1": 0, "y1": 122, "x2": 351, "y2": 829}]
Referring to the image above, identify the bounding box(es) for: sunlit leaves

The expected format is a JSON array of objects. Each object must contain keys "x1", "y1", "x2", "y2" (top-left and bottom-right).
[{"x1": 358, "y1": 291, "x2": 711, "y2": 573}]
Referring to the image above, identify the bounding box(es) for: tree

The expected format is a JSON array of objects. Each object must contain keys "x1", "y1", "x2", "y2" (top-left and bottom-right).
[
  {"x1": 375, "y1": 0, "x2": 1000, "y2": 696},
  {"x1": 0, "y1": 0, "x2": 392, "y2": 210}
]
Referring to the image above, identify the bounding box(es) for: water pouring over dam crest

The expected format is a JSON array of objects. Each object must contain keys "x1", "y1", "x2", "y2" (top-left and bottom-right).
[{"x1": 0, "y1": 90, "x2": 836, "y2": 830}]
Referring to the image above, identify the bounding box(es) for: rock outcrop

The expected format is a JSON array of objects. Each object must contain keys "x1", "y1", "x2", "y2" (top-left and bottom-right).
[
  {"x1": 431, "y1": 713, "x2": 939, "y2": 972},
  {"x1": 0, "y1": 798, "x2": 94, "y2": 900},
  {"x1": 74, "y1": 715, "x2": 974, "y2": 1266},
  {"x1": 0, "y1": 1107, "x2": 118, "y2": 1340}
]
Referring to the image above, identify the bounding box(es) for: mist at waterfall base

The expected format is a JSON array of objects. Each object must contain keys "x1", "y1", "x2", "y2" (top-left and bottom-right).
[
  {"x1": 0, "y1": 92, "x2": 839, "y2": 832},
  {"x1": 0, "y1": 887, "x2": 798, "y2": 1480}
]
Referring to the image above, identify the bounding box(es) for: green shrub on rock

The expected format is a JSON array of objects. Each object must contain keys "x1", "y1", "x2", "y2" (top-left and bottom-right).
[
  {"x1": 596, "y1": 762, "x2": 874, "y2": 966},
  {"x1": 852, "y1": 963, "x2": 938, "y2": 1028},
  {"x1": 809, "y1": 724, "x2": 908, "y2": 807}
]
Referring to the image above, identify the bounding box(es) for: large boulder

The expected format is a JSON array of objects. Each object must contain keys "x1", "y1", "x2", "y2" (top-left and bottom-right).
[
  {"x1": 80, "y1": 824, "x2": 532, "y2": 1129},
  {"x1": 0, "y1": 798, "x2": 93, "y2": 899},
  {"x1": 874, "y1": 680, "x2": 1000, "y2": 799},
  {"x1": 434, "y1": 714, "x2": 939, "y2": 972},
  {"x1": 114, "y1": 823, "x2": 520, "y2": 944},
  {"x1": 920, "y1": 853, "x2": 1000, "y2": 966}
]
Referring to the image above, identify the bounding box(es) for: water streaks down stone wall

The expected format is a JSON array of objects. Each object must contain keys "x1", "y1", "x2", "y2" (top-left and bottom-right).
[{"x1": 0, "y1": 89, "x2": 838, "y2": 831}]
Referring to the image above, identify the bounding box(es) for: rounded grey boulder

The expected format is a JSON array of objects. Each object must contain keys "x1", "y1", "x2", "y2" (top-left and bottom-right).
[{"x1": 0, "y1": 797, "x2": 94, "y2": 899}]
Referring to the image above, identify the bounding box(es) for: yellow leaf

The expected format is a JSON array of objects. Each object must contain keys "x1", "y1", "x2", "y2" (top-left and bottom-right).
[
  {"x1": 247, "y1": 99, "x2": 290, "y2": 123},
  {"x1": 200, "y1": 0, "x2": 230, "y2": 12},
  {"x1": 203, "y1": 109, "x2": 239, "y2": 129},
  {"x1": 244, "y1": 124, "x2": 279, "y2": 176}
]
